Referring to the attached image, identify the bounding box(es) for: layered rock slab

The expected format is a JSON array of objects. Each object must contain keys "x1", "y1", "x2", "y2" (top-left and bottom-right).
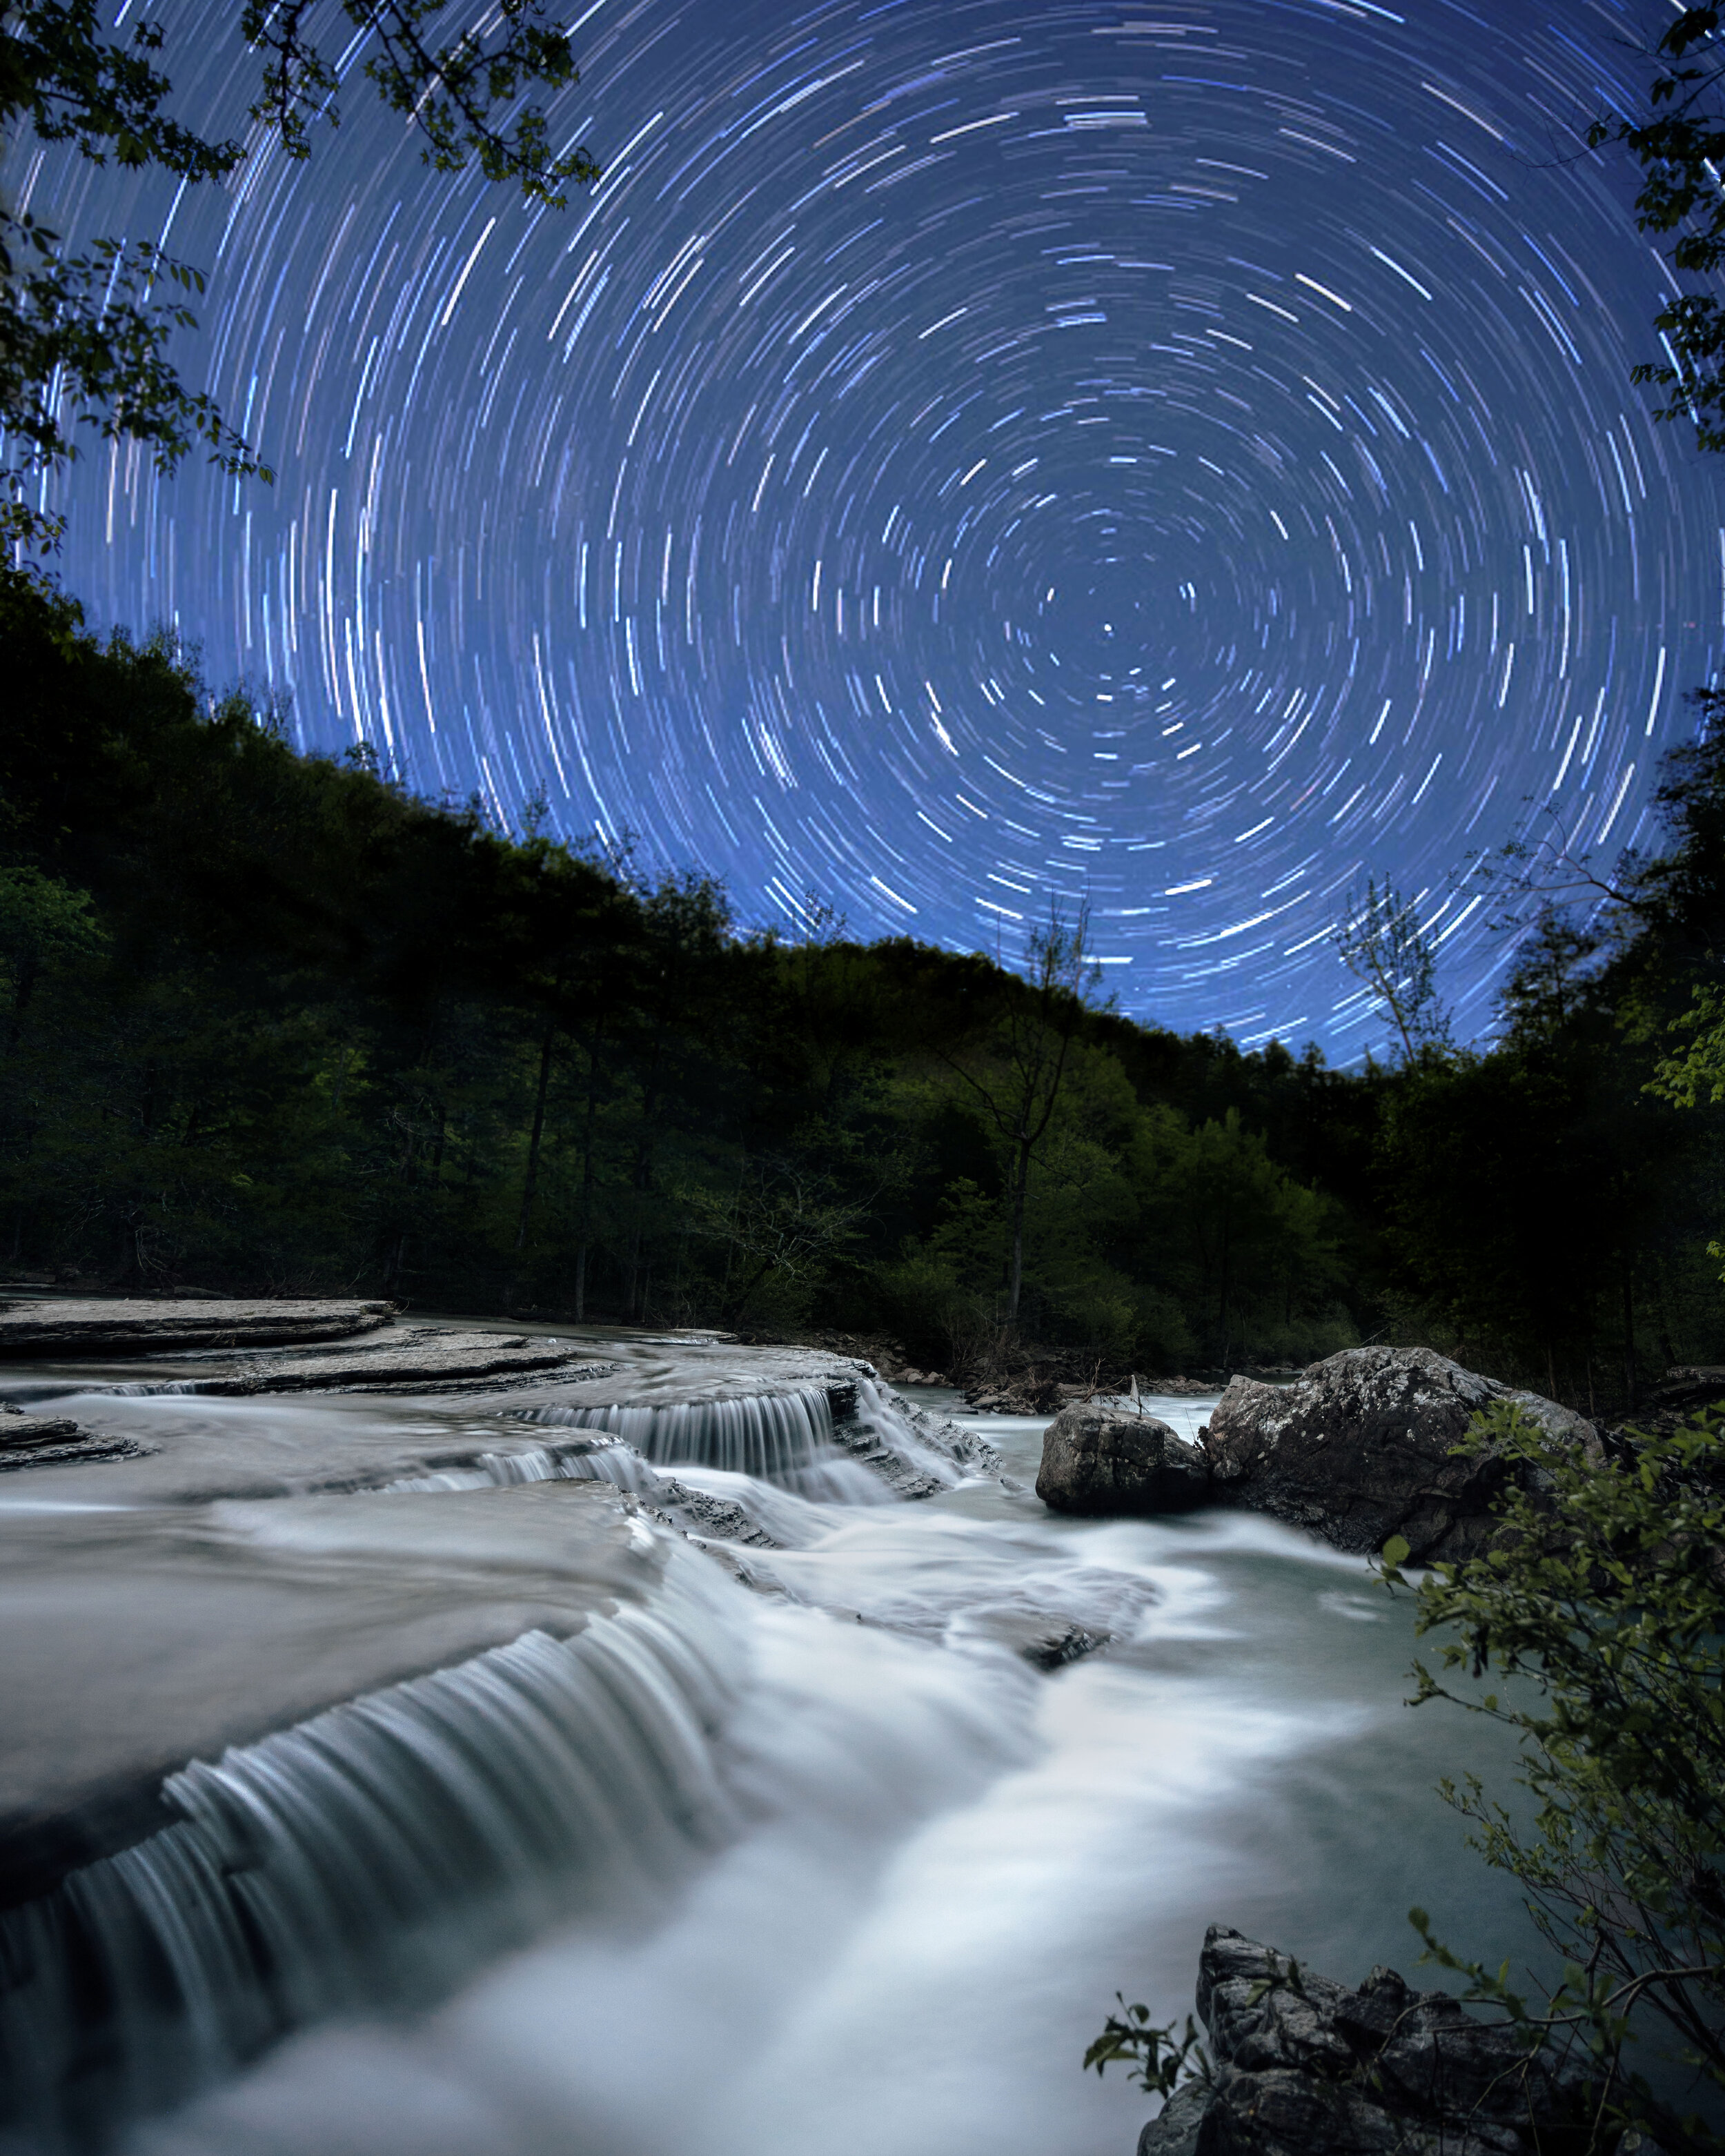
[
  {"x1": 0, "y1": 1407, "x2": 146, "y2": 1472},
  {"x1": 1204, "y1": 1345, "x2": 1595, "y2": 1561},
  {"x1": 0, "y1": 1297, "x2": 395, "y2": 1357},
  {"x1": 0, "y1": 1481, "x2": 656, "y2": 1904},
  {"x1": 157, "y1": 1326, "x2": 613, "y2": 1396}
]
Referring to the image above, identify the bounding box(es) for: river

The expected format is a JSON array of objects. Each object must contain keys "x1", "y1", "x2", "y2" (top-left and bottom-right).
[{"x1": 0, "y1": 1356, "x2": 1539, "y2": 2156}]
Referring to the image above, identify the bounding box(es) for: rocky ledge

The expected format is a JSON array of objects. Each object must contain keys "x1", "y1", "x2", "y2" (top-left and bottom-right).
[
  {"x1": 1038, "y1": 1345, "x2": 1596, "y2": 1562},
  {"x1": 161, "y1": 1327, "x2": 615, "y2": 1396},
  {"x1": 0, "y1": 1297, "x2": 397, "y2": 1358},
  {"x1": 1139, "y1": 1925, "x2": 1600, "y2": 2156}
]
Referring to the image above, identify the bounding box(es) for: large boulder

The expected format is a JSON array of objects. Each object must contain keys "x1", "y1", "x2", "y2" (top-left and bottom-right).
[
  {"x1": 1137, "y1": 1925, "x2": 1592, "y2": 2156},
  {"x1": 1203, "y1": 1346, "x2": 1595, "y2": 1562},
  {"x1": 1036, "y1": 1404, "x2": 1210, "y2": 1515}
]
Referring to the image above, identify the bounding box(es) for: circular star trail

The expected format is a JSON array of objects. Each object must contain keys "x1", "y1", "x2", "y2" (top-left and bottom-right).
[{"x1": 15, "y1": 0, "x2": 1724, "y2": 1053}]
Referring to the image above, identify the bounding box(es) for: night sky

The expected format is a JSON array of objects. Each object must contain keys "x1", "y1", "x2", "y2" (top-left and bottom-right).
[{"x1": 12, "y1": 0, "x2": 1724, "y2": 1056}]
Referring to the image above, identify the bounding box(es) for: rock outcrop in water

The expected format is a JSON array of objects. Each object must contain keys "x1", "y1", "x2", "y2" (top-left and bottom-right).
[
  {"x1": 1203, "y1": 1345, "x2": 1595, "y2": 1561},
  {"x1": 1138, "y1": 1925, "x2": 1593, "y2": 2156},
  {"x1": 1036, "y1": 1403, "x2": 1209, "y2": 1515},
  {"x1": 0, "y1": 1296, "x2": 396, "y2": 1357},
  {"x1": 0, "y1": 1405, "x2": 148, "y2": 1472}
]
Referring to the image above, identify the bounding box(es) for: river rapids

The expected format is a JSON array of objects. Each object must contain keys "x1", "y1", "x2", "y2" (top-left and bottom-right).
[{"x1": 0, "y1": 1346, "x2": 1538, "y2": 2156}]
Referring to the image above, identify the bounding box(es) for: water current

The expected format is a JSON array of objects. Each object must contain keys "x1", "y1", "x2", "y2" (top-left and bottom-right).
[{"x1": 1, "y1": 1370, "x2": 1543, "y2": 2156}]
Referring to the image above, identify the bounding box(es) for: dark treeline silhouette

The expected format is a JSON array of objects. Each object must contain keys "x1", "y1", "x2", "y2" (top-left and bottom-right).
[{"x1": 3, "y1": 564, "x2": 1721, "y2": 1408}]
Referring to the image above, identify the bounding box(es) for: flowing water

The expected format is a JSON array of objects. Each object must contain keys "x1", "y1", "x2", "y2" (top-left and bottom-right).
[{"x1": 0, "y1": 1369, "x2": 1546, "y2": 2156}]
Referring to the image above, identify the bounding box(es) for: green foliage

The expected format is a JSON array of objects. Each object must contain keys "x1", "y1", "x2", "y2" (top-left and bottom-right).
[
  {"x1": 0, "y1": 565, "x2": 1368, "y2": 1350},
  {"x1": 1648, "y1": 986, "x2": 1725, "y2": 1113},
  {"x1": 0, "y1": 1, "x2": 598, "y2": 546},
  {"x1": 1083, "y1": 1998, "x2": 1210, "y2": 2099},
  {"x1": 0, "y1": 3, "x2": 240, "y2": 177},
  {"x1": 0, "y1": 224, "x2": 270, "y2": 552},
  {"x1": 241, "y1": 1, "x2": 598, "y2": 203},
  {"x1": 1370, "y1": 716, "x2": 1725, "y2": 1405},
  {"x1": 1590, "y1": 8, "x2": 1725, "y2": 448},
  {"x1": 1379, "y1": 1400, "x2": 1725, "y2": 2139},
  {"x1": 1130, "y1": 1106, "x2": 1352, "y2": 1367}
]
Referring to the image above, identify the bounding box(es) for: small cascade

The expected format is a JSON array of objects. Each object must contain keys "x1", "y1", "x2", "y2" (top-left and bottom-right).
[
  {"x1": 816, "y1": 1372, "x2": 1003, "y2": 1492},
  {"x1": 382, "y1": 1434, "x2": 662, "y2": 1496},
  {"x1": 518, "y1": 1385, "x2": 858, "y2": 1490},
  {"x1": 0, "y1": 1551, "x2": 744, "y2": 2153}
]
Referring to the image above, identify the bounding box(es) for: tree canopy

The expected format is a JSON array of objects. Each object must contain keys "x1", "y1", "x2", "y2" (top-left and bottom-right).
[
  {"x1": 0, "y1": 1, "x2": 598, "y2": 548},
  {"x1": 1591, "y1": 7, "x2": 1725, "y2": 448}
]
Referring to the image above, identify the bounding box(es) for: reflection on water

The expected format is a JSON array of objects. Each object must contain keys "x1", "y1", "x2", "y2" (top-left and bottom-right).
[{"x1": 1, "y1": 1376, "x2": 1547, "y2": 2156}]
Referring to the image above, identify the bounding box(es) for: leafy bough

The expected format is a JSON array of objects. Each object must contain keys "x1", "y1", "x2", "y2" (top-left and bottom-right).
[
  {"x1": 1083, "y1": 1999, "x2": 1210, "y2": 2101},
  {"x1": 1377, "y1": 1399, "x2": 1725, "y2": 2148}
]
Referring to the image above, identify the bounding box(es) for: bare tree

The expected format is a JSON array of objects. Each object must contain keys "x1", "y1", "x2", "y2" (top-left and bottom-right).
[
  {"x1": 940, "y1": 898, "x2": 1102, "y2": 1328},
  {"x1": 1334, "y1": 878, "x2": 1451, "y2": 1065}
]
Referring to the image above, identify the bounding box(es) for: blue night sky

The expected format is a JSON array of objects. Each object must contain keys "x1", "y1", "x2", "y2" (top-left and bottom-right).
[{"x1": 12, "y1": 0, "x2": 1724, "y2": 1056}]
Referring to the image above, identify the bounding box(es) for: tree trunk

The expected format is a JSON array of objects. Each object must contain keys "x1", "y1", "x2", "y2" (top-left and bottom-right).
[
  {"x1": 1622, "y1": 1260, "x2": 1637, "y2": 1410},
  {"x1": 515, "y1": 1020, "x2": 556, "y2": 1250},
  {"x1": 573, "y1": 1022, "x2": 604, "y2": 1322},
  {"x1": 1005, "y1": 1131, "x2": 1031, "y2": 1325}
]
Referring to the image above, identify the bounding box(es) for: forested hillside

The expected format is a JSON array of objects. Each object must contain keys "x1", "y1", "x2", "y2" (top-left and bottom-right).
[{"x1": 3, "y1": 563, "x2": 1721, "y2": 1411}]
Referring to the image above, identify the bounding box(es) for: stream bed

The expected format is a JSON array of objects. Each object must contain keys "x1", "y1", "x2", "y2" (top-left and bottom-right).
[{"x1": 0, "y1": 1360, "x2": 1541, "y2": 2156}]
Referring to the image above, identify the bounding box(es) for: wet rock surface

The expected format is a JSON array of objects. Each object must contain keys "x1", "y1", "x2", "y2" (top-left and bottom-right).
[
  {"x1": 161, "y1": 1327, "x2": 617, "y2": 1396},
  {"x1": 1204, "y1": 1345, "x2": 1595, "y2": 1561},
  {"x1": 0, "y1": 1297, "x2": 396, "y2": 1357},
  {"x1": 0, "y1": 1327, "x2": 1003, "y2": 1903},
  {"x1": 0, "y1": 1482, "x2": 656, "y2": 1905},
  {"x1": 1138, "y1": 1925, "x2": 1591, "y2": 2155},
  {"x1": 0, "y1": 1405, "x2": 150, "y2": 1472},
  {"x1": 1036, "y1": 1404, "x2": 1210, "y2": 1516},
  {"x1": 0, "y1": 1410, "x2": 83, "y2": 1448}
]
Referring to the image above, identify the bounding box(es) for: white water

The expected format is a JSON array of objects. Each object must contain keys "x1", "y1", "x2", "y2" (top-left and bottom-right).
[{"x1": 2, "y1": 1383, "x2": 1541, "y2": 2156}]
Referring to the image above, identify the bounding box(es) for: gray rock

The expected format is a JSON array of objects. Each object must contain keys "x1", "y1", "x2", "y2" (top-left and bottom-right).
[
  {"x1": 1138, "y1": 1926, "x2": 1592, "y2": 2156},
  {"x1": 654, "y1": 1477, "x2": 781, "y2": 1548},
  {"x1": 0, "y1": 1413, "x2": 83, "y2": 1450},
  {"x1": 1203, "y1": 1346, "x2": 1595, "y2": 1561},
  {"x1": 1036, "y1": 1405, "x2": 1210, "y2": 1515},
  {"x1": 1199, "y1": 1928, "x2": 1352, "y2": 2076},
  {"x1": 0, "y1": 1298, "x2": 396, "y2": 1359},
  {"x1": 0, "y1": 1407, "x2": 148, "y2": 1473},
  {"x1": 1200, "y1": 2061, "x2": 1521, "y2": 2155},
  {"x1": 1138, "y1": 2078, "x2": 1209, "y2": 2156}
]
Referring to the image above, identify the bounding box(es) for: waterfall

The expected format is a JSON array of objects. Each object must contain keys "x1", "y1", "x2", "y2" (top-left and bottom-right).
[
  {"x1": 515, "y1": 1384, "x2": 870, "y2": 1493},
  {"x1": 382, "y1": 1433, "x2": 663, "y2": 1496},
  {"x1": 846, "y1": 1371, "x2": 998, "y2": 1483},
  {"x1": 0, "y1": 1552, "x2": 744, "y2": 2153}
]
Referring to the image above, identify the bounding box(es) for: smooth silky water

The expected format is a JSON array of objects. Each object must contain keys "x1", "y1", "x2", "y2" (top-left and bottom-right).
[{"x1": 0, "y1": 1376, "x2": 1544, "y2": 2156}]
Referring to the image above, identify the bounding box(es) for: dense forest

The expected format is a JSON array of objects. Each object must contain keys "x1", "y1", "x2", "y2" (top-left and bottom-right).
[{"x1": 2, "y1": 560, "x2": 1722, "y2": 1414}]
